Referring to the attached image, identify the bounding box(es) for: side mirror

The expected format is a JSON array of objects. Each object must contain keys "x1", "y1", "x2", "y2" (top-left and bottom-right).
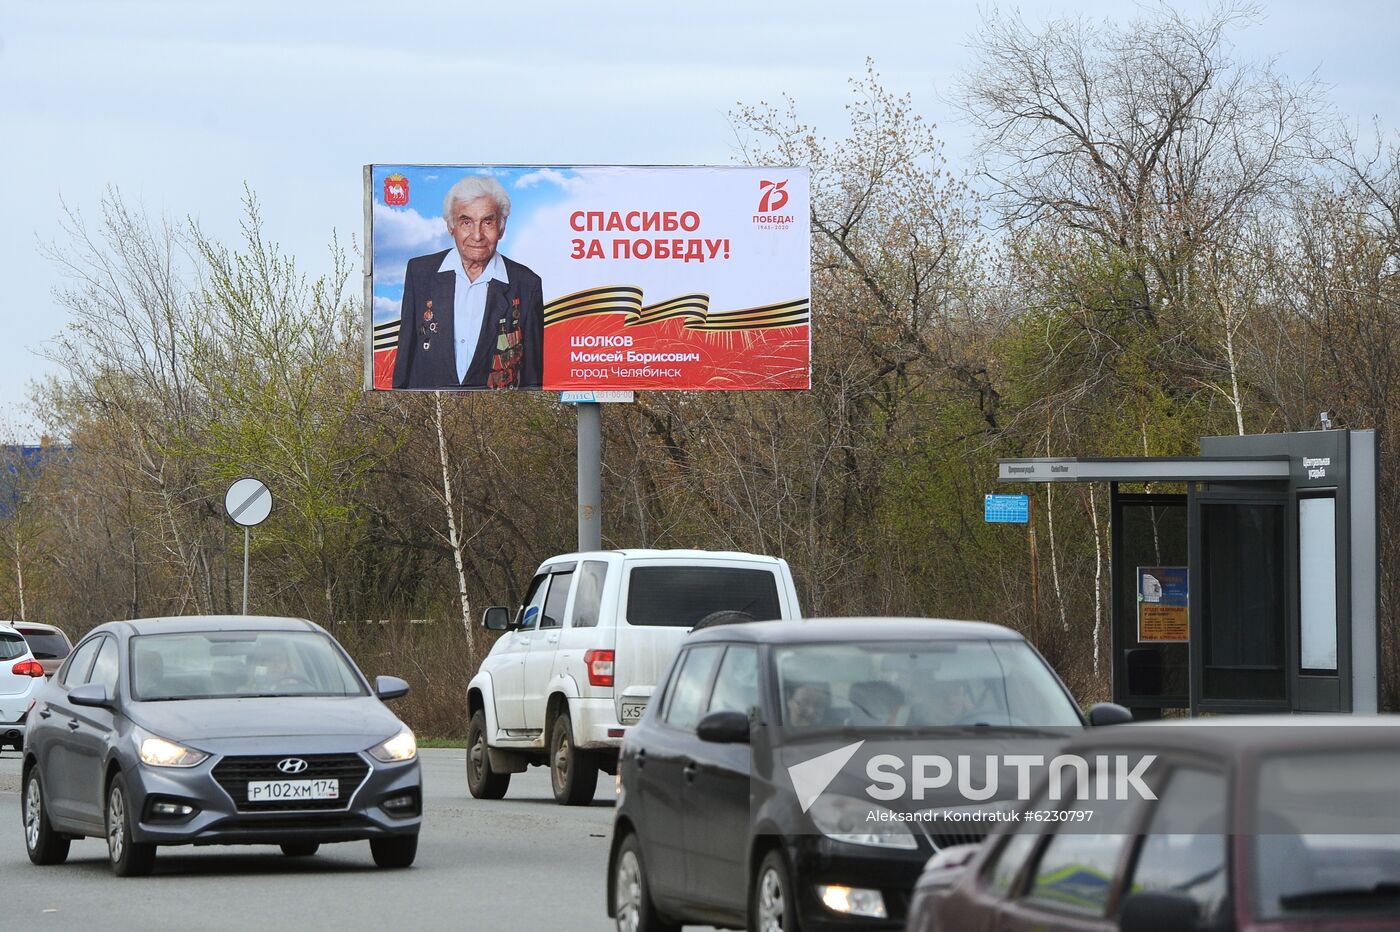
[
  {"x1": 1088, "y1": 702, "x2": 1134, "y2": 726},
  {"x1": 481, "y1": 607, "x2": 511, "y2": 631},
  {"x1": 1119, "y1": 891, "x2": 1202, "y2": 932},
  {"x1": 67, "y1": 683, "x2": 111, "y2": 709},
  {"x1": 697, "y1": 710, "x2": 751, "y2": 744},
  {"x1": 375, "y1": 675, "x2": 410, "y2": 701}
]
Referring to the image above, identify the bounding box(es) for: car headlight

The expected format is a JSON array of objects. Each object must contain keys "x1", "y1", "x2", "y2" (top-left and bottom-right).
[
  {"x1": 369, "y1": 729, "x2": 417, "y2": 763},
  {"x1": 808, "y1": 795, "x2": 919, "y2": 849},
  {"x1": 139, "y1": 735, "x2": 209, "y2": 768}
]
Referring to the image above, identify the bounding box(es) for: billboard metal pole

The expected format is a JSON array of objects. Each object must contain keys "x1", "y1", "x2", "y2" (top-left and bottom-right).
[{"x1": 578, "y1": 403, "x2": 602, "y2": 551}]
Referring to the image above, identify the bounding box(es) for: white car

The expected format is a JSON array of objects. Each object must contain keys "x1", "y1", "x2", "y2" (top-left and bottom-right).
[
  {"x1": 0, "y1": 623, "x2": 48, "y2": 752},
  {"x1": 466, "y1": 549, "x2": 802, "y2": 804}
]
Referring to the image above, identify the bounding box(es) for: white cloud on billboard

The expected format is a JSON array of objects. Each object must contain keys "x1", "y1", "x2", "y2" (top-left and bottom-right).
[
  {"x1": 372, "y1": 202, "x2": 444, "y2": 250},
  {"x1": 373, "y1": 295, "x2": 399, "y2": 321},
  {"x1": 371, "y1": 201, "x2": 451, "y2": 291},
  {"x1": 514, "y1": 168, "x2": 585, "y2": 193}
]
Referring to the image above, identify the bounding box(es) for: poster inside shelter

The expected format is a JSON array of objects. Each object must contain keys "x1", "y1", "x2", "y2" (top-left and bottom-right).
[
  {"x1": 1137, "y1": 566, "x2": 1189, "y2": 642},
  {"x1": 365, "y1": 165, "x2": 811, "y2": 392}
]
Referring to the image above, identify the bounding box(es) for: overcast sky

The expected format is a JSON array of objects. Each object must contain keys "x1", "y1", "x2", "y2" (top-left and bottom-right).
[{"x1": 1, "y1": 0, "x2": 1396, "y2": 441}]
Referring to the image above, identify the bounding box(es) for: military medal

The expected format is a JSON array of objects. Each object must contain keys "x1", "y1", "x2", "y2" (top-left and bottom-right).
[
  {"x1": 488, "y1": 297, "x2": 525, "y2": 389},
  {"x1": 429, "y1": 322, "x2": 438, "y2": 332}
]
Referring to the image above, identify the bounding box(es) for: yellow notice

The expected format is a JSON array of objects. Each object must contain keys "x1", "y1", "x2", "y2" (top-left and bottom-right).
[{"x1": 1139, "y1": 603, "x2": 1188, "y2": 642}]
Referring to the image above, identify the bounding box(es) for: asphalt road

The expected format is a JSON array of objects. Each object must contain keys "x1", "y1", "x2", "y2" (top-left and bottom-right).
[{"x1": 0, "y1": 747, "x2": 654, "y2": 932}]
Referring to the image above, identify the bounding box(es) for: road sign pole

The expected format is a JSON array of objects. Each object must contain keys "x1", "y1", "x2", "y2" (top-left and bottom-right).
[
  {"x1": 224, "y1": 477, "x2": 271, "y2": 616},
  {"x1": 578, "y1": 402, "x2": 602, "y2": 551},
  {"x1": 243, "y1": 526, "x2": 250, "y2": 615}
]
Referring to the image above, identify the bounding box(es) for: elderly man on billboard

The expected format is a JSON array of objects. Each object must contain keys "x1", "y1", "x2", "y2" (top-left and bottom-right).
[{"x1": 392, "y1": 176, "x2": 544, "y2": 389}]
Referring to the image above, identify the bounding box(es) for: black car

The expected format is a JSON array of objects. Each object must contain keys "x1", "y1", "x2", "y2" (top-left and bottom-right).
[
  {"x1": 606, "y1": 617, "x2": 1125, "y2": 931},
  {"x1": 21, "y1": 615, "x2": 422, "y2": 876}
]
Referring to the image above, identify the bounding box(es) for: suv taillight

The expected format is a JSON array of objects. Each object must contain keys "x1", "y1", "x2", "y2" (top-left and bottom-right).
[
  {"x1": 12, "y1": 659, "x2": 44, "y2": 678},
  {"x1": 585, "y1": 649, "x2": 615, "y2": 687}
]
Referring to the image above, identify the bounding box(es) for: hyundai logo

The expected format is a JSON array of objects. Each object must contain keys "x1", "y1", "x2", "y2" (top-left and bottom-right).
[{"x1": 277, "y1": 758, "x2": 309, "y2": 775}]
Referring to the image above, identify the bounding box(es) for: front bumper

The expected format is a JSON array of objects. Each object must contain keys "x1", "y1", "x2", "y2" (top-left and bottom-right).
[
  {"x1": 127, "y1": 751, "x2": 422, "y2": 847},
  {"x1": 785, "y1": 836, "x2": 928, "y2": 931}
]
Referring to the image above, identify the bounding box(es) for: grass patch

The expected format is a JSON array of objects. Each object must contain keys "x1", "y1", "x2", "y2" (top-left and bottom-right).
[{"x1": 417, "y1": 737, "x2": 465, "y2": 749}]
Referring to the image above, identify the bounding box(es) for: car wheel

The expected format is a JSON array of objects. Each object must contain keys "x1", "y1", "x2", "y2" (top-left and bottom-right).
[
  {"x1": 370, "y1": 835, "x2": 417, "y2": 869},
  {"x1": 751, "y1": 849, "x2": 797, "y2": 932},
  {"x1": 22, "y1": 766, "x2": 70, "y2": 866},
  {"x1": 106, "y1": 773, "x2": 156, "y2": 877},
  {"x1": 280, "y1": 842, "x2": 320, "y2": 857},
  {"x1": 612, "y1": 832, "x2": 680, "y2": 932},
  {"x1": 549, "y1": 711, "x2": 599, "y2": 806},
  {"x1": 466, "y1": 710, "x2": 510, "y2": 800}
]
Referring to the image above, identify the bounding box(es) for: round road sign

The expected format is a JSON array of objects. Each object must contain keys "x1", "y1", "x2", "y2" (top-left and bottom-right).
[{"x1": 224, "y1": 477, "x2": 272, "y2": 527}]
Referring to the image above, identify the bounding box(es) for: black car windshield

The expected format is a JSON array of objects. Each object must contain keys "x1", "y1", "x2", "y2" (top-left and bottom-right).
[
  {"x1": 774, "y1": 639, "x2": 1082, "y2": 728},
  {"x1": 1253, "y1": 749, "x2": 1400, "y2": 920},
  {"x1": 130, "y1": 631, "x2": 368, "y2": 700}
]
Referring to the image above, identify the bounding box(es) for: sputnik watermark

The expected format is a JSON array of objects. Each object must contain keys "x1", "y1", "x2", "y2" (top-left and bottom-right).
[
  {"x1": 865, "y1": 753, "x2": 1157, "y2": 803},
  {"x1": 785, "y1": 741, "x2": 1157, "y2": 813}
]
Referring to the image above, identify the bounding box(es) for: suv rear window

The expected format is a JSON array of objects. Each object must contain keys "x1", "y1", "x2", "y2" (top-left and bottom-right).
[
  {"x1": 18, "y1": 631, "x2": 69, "y2": 660},
  {"x1": 626, "y1": 566, "x2": 781, "y2": 628}
]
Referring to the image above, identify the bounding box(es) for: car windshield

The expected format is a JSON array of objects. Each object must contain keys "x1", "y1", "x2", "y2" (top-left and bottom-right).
[
  {"x1": 19, "y1": 631, "x2": 69, "y2": 660},
  {"x1": 0, "y1": 632, "x2": 28, "y2": 661},
  {"x1": 1253, "y1": 749, "x2": 1400, "y2": 920},
  {"x1": 130, "y1": 631, "x2": 368, "y2": 701},
  {"x1": 773, "y1": 639, "x2": 1082, "y2": 728}
]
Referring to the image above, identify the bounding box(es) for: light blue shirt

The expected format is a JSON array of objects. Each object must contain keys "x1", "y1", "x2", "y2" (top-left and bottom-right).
[{"x1": 437, "y1": 249, "x2": 509, "y2": 383}]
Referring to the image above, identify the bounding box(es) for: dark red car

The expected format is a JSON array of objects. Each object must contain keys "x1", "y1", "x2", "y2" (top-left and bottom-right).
[{"x1": 909, "y1": 718, "x2": 1400, "y2": 932}]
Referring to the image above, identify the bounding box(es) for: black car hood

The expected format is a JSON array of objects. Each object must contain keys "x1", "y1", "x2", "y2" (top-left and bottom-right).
[{"x1": 127, "y1": 696, "x2": 403, "y2": 743}]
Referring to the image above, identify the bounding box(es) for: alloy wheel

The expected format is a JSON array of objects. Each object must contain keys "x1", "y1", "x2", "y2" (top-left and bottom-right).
[
  {"x1": 757, "y1": 866, "x2": 786, "y2": 932},
  {"x1": 614, "y1": 848, "x2": 643, "y2": 932},
  {"x1": 24, "y1": 776, "x2": 41, "y2": 851},
  {"x1": 107, "y1": 785, "x2": 126, "y2": 864}
]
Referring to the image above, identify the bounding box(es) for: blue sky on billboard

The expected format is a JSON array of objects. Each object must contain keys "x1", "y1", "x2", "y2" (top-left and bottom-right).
[{"x1": 1, "y1": 0, "x2": 1396, "y2": 439}]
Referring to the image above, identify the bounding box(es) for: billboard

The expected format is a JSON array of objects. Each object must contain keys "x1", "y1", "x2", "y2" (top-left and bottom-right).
[{"x1": 365, "y1": 165, "x2": 811, "y2": 392}]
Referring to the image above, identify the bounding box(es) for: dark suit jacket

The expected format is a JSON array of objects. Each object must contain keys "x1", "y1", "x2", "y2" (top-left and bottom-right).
[{"x1": 391, "y1": 250, "x2": 545, "y2": 389}]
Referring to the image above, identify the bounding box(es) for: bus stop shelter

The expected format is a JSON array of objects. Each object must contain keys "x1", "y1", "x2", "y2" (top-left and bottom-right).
[{"x1": 998, "y1": 429, "x2": 1379, "y2": 717}]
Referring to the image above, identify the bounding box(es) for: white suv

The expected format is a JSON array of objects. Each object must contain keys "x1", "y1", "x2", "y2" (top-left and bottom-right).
[
  {"x1": 465, "y1": 549, "x2": 801, "y2": 804},
  {"x1": 0, "y1": 623, "x2": 48, "y2": 752}
]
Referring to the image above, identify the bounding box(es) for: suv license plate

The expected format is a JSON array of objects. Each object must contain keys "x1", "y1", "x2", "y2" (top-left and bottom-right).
[
  {"x1": 247, "y1": 779, "x2": 339, "y2": 802},
  {"x1": 620, "y1": 700, "x2": 647, "y2": 724}
]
